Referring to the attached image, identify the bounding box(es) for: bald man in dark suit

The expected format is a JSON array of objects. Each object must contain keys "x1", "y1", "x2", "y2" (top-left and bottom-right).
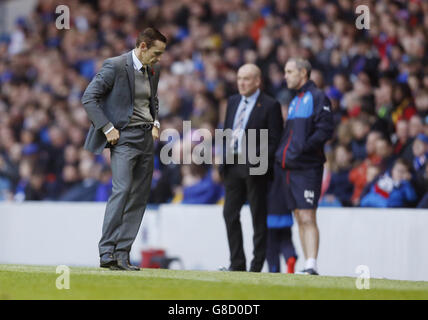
[{"x1": 222, "y1": 64, "x2": 283, "y2": 272}]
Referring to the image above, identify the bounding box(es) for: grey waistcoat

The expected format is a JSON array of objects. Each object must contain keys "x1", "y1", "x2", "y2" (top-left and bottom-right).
[{"x1": 129, "y1": 68, "x2": 153, "y2": 125}]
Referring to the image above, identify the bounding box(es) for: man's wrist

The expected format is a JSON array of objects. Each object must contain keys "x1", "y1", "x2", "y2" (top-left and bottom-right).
[{"x1": 103, "y1": 123, "x2": 114, "y2": 135}]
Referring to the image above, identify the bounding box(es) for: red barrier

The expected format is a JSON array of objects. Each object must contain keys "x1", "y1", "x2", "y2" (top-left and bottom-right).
[{"x1": 141, "y1": 249, "x2": 166, "y2": 268}]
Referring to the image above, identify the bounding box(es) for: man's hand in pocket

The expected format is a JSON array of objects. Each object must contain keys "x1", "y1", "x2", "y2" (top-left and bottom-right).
[
  {"x1": 105, "y1": 128, "x2": 120, "y2": 145},
  {"x1": 152, "y1": 126, "x2": 159, "y2": 140}
]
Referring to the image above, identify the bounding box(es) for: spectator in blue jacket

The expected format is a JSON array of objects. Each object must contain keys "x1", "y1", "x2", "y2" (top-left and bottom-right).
[
  {"x1": 95, "y1": 165, "x2": 113, "y2": 202},
  {"x1": 350, "y1": 118, "x2": 370, "y2": 161},
  {"x1": 181, "y1": 164, "x2": 223, "y2": 204},
  {"x1": 412, "y1": 133, "x2": 428, "y2": 173},
  {"x1": 360, "y1": 158, "x2": 417, "y2": 208},
  {"x1": 59, "y1": 159, "x2": 99, "y2": 202},
  {"x1": 323, "y1": 144, "x2": 354, "y2": 207}
]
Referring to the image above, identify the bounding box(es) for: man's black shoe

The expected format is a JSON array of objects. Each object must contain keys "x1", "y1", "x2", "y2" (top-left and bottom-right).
[
  {"x1": 249, "y1": 263, "x2": 263, "y2": 272},
  {"x1": 110, "y1": 259, "x2": 140, "y2": 271},
  {"x1": 100, "y1": 254, "x2": 116, "y2": 268},
  {"x1": 296, "y1": 268, "x2": 319, "y2": 275}
]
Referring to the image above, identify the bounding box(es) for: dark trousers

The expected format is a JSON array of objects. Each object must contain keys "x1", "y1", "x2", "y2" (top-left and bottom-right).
[
  {"x1": 223, "y1": 164, "x2": 268, "y2": 272},
  {"x1": 266, "y1": 227, "x2": 296, "y2": 273}
]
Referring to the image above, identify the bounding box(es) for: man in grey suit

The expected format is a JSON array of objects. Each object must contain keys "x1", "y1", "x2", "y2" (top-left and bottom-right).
[{"x1": 82, "y1": 28, "x2": 167, "y2": 271}]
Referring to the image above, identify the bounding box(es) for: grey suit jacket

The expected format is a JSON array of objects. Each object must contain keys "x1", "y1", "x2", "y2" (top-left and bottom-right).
[{"x1": 81, "y1": 50, "x2": 160, "y2": 154}]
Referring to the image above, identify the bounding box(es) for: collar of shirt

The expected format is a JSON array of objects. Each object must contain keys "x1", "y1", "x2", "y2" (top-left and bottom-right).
[
  {"x1": 241, "y1": 89, "x2": 260, "y2": 105},
  {"x1": 234, "y1": 89, "x2": 261, "y2": 128},
  {"x1": 132, "y1": 49, "x2": 144, "y2": 71}
]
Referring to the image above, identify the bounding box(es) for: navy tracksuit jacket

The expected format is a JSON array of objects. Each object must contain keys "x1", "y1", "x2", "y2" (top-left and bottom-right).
[{"x1": 275, "y1": 80, "x2": 334, "y2": 170}]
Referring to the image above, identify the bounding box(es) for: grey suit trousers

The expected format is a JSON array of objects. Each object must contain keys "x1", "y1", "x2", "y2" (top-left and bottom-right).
[{"x1": 98, "y1": 126, "x2": 154, "y2": 260}]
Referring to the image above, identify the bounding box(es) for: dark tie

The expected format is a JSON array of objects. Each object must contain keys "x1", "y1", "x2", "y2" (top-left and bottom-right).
[{"x1": 140, "y1": 66, "x2": 146, "y2": 75}]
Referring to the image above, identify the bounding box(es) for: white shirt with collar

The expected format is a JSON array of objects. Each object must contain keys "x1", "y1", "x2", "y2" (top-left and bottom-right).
[{"x1": 132, "y1": 49, "x2": 146, "y2": 72}]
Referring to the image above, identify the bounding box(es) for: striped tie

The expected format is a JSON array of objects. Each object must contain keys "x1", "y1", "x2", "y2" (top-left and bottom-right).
[{"x1": 231, "y1": 99, "x2": 248, "y2": 153}]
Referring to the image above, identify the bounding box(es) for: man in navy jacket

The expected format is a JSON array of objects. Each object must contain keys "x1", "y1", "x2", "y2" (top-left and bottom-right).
[{"x1": 274, "y1": 58, "x2": 334, "y2": 275}]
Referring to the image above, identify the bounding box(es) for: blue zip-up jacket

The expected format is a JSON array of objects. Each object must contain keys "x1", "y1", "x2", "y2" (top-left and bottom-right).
[
  {"x1": 275, "y1": 80, "x2": 334, "y2": 170},
  {"x1": 360, "y1": 177, "x2": 418, "y2": 208}
]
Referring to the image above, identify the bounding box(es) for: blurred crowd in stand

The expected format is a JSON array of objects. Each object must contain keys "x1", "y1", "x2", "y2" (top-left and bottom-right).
[{"x1": 1, "y1": 0, "x2": 428, "y2": 208}]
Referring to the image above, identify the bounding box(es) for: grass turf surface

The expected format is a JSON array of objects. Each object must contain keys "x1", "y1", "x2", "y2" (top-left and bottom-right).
[{"x1": 0, "y1": 264, "x2": 427, "y2": 300}]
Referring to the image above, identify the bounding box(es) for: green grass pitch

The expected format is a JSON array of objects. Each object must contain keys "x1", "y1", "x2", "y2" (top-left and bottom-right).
[{"x1": 1, "y1": 264, "x2": 427, "y2": 300}]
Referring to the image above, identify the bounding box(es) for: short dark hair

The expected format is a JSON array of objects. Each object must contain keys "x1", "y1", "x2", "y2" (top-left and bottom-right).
[
  {"x1": 135, "y1": 27, "x2": 167, "y2": 49},
  {"x1": 393, "y1": 158, "x2": 412, "y2": 172}
]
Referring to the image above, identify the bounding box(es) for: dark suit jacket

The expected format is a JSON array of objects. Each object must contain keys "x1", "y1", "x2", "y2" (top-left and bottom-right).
[
  {"x1": 81, "y1": 50, "x2": 160, "y2": 154},
  {"x1": 222, "y1": 92, "x2": 283, "y2": 177}
]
